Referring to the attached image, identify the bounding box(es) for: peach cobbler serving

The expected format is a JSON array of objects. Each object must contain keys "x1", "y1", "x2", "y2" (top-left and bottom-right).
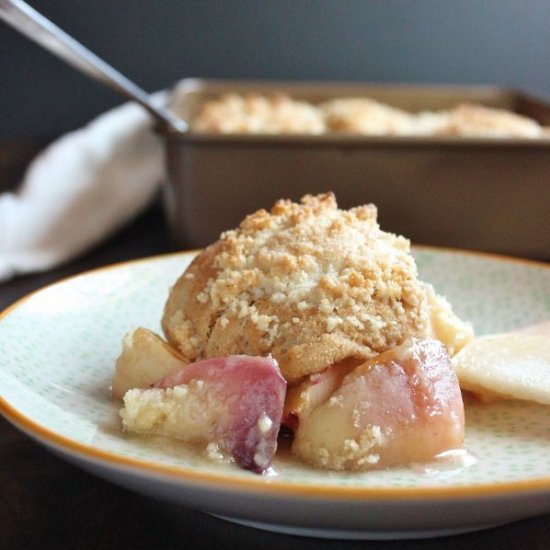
[{"x1": 113, "y1": 193, "x2": 478, "y2": 473}]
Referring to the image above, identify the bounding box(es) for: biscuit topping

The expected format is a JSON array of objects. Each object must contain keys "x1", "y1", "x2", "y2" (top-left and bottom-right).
[{"x1": 162, "y1": 193, "x2": 446, "y2": 384}]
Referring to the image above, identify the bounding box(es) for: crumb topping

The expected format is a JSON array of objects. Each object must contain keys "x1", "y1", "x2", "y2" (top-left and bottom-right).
[
  {"x1": 191, "y1": 93, "x2": 325, "y2": 134},
  {"x1": 295, "y1": 425, "x2": 384, "y2": 471},
  {"x1": 191, "y1": 94, "x2": 547, "y2": 138},
  {"x1": 257, "y1": 412, "x2": 273, "y2": 434},
  {"x1": 162, "y1": 193, "x2": 433, "y2": 384}
]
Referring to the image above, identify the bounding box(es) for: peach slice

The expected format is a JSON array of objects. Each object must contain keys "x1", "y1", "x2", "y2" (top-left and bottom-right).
[
  {"x1": 453, "y1": 324, "x2": 550, "y2": 404},
  {"x1": 283, "y1": 358, "x2": 361, "y2": 431},
  {"x1": 112, "y1": 327, "x2": 188, "y2": 400},
  {"x1": 292, "y1": 339, "x2": 464, "y2": 470},
  {"x1": 120, "y1": 355, "x2": 286, "y2": 473}
]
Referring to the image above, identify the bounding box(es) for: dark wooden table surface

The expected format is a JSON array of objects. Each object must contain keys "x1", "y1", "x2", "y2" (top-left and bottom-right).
[{"x1": 1, "y1": 144, "x2": 550, "y2": 550}]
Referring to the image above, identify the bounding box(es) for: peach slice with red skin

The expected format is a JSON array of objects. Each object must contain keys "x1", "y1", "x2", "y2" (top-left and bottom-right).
[
  {"x1": 292, "y1": 338, "x2": 465, "y2": 470},
  {"x1": 121, "y1": 355, "x2": 286, "y2": 473}
]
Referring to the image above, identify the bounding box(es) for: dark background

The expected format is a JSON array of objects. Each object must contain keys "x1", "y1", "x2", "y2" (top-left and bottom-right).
[{"x1": 1, "y1": 0, "x2": 550, "y2": 140}]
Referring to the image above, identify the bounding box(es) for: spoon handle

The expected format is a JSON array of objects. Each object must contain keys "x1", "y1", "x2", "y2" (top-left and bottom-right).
[{"x1": 0, "y1": 0, "x2": 187, "y2": 132}]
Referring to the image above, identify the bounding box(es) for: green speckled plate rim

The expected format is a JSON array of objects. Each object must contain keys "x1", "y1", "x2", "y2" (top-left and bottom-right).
[{"x1": 1, "y1": 246, "x2": 549, "y2": 502}]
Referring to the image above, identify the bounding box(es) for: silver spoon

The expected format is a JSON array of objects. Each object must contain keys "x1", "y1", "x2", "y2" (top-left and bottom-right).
[{"x1": 0, "y1": 0, "x2": 188, "y2": 132}]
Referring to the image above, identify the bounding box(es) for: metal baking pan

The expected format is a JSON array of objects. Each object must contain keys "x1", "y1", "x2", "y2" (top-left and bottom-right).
[{"x1": 162, "y1": 79, "x2": 550, "y2": 260}]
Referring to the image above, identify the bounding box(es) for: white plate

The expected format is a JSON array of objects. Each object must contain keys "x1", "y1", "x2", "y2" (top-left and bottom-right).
[{"x1": 1, "y1": 248, "x2": 550, "y2": 540}]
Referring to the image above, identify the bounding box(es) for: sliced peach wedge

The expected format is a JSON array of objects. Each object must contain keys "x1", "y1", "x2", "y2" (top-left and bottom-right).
[
  {"x1": 291, "y1": 339, "x2": 465, "y2": 471},
  {"x1": 120, "y1": 355, "x2": 287, "y2": 473},
  {"x1": 283, "y1": 358, "x2": 362, "y2": 431},
  {"x1": 453, "y1": 322, "x2": 550, "y2": 404},
  {"x1": 112, "y1": 327, "x2": 188, "y2": 400}
]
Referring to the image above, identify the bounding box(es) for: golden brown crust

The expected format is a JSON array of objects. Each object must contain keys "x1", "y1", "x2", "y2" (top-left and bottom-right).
[
  {"x1": 162, "y1": 193, "x2": 434, "y2": 385},
  {"x1": 320, "y1": 97, "x2": 415, "y2": 135},
  {"x1": 190, "y1": 93, "x2": 547, "y2": 138},
  {"x1": 191, "y1": 93, "x2": 325, "y2": 134},
  {"x1": 436, "y1": 103, "x2": 544, "y2": 138}
]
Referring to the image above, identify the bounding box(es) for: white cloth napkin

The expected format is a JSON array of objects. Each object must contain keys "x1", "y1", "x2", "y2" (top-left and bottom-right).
[{"x1": 0, "y1": 97, "x2": 167, "y2": 283}]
